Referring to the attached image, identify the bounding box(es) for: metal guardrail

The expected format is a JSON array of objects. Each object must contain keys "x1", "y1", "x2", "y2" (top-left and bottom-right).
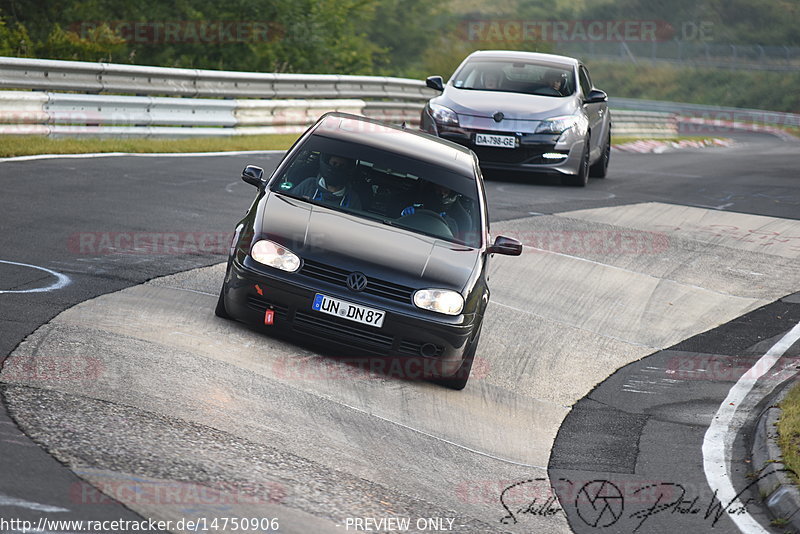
[
  {"x1": 0, "y1": 57, "x2": 796, "y2": 139},
  {"x1": 610, "y1": 97, "x2": 800, "y2": 128},
  {"x1": 0, "y1": 56, "x2": 434, "y2": 101},
  {"x1": 610, "y1": 110, "x2": 677, "y2": 137},
  {"x1": 0, "y1": 90, "x2": 680, "y2": 138}
]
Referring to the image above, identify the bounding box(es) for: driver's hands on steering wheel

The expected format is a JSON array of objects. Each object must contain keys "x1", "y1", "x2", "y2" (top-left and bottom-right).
[{"x1": 401, "y1": 204, "x2": 446, "y2": 218}]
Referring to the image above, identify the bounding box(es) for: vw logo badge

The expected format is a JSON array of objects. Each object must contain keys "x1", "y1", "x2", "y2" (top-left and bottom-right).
[
  {"x1": 493, "y1": 111, "x2": 504, "y2": 123},
  {"x1": 346, "y1": 272, "x2": 368, "y2": 292}
]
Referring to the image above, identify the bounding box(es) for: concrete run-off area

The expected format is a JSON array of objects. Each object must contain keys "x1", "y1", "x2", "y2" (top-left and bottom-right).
[{"x1": 2, "y1": 202, "x2": 800, "y2": 533}]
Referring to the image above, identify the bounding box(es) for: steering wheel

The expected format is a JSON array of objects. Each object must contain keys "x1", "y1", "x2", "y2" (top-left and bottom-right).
[
  {"x1": 398, "y1": 209, "x2": 454, "y2": 239},
  {"x1": 535, "y1": 86, "x2": 561, "y2": 97}
]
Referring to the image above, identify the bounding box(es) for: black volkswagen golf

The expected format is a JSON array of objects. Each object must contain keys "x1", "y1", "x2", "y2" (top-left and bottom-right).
[{"x1": 215, "y1": 113, "x2": 522, "y2": 389}]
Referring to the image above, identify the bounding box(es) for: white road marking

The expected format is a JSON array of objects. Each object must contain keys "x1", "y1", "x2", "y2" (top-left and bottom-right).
[
  {"x1": 519, "y1": 242, "x2": 753, "y2": 300},
  {"x1": 0, "y1": 493, "x2": 69, "y2": 512},
  {"x1": 702, "y1": 320, "x2": 800, "y2": 533},
  {"x1": 159, "y1": 286, "x2": 217, "y2": 297},
  {"x1": 0, "y1": 150, "x2": 284, "y2": 163},
  {"x1": 335, "y1": 400, "x2": 548, "y2": 469},
  {"x1": 0, "y1": 260, "x2": 71, "y2": 294},
  {"x1": 491, "y1": 300, "x2": 658, "y2": 350}
]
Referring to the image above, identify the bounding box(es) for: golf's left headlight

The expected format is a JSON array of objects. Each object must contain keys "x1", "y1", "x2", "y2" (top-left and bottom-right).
[
  {"x1": 251, "y1": 239, "x2": 301, "y2": 272},
  {"x1": 413, "y1": 289, "x2": 464, "y2": 315}
]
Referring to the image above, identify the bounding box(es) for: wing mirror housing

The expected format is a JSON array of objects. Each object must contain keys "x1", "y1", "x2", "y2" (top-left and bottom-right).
[
  {"x1": 241, "y1": 165, "x2": 265, "y2": 188},
  {"x1": 487, "y1": 236, "x2": 522, "y2": 256},
  {"x1": 425, "y1": 75, "x2": 444, "y2": 92},
  {"x1": 584, "y1": 89, "x2": 608, "y2": 104}
]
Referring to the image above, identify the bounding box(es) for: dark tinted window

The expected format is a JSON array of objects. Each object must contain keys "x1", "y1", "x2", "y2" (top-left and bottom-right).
[{"x1": 270, "y1": 135, "x2": 482, "y2": 247}]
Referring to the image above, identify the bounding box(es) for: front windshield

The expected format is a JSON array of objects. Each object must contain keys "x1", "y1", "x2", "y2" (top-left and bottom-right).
[
  {"x1": 270, "y1": 136, "x2": 482, "y2": 248},
  {"x1": 452, "y1": 59, "x2": 575, "y2": 97}
]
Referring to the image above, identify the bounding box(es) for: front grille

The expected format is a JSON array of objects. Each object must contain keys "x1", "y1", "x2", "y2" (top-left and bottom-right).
[
  {"x1": 293, "y1": 311, "x2": 395, "y2": 352},
  {"x1": 300, "y1": 259, "x2": 414, "y2": 304},
  {"x1": 246, "y1": 295, "x2": 289, "y2": 320}
]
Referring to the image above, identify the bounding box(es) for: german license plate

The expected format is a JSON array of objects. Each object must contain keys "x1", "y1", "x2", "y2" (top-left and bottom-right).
[
  {"x1": 312, "y1": 293, "x2": 385, "y2": 328},
  {"x1": 475, "y1": 133, "x2": 516, "y2": 148}
]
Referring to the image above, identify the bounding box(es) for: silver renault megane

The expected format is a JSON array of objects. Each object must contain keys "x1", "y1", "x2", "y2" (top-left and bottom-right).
[{"x1": 421, "y1": 50, "x2": 612, "y2": 186}]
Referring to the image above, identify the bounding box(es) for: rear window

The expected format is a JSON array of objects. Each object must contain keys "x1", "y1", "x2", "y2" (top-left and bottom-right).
[{"x1": 269, "y1": 135, "x2": 482, "y2": 248}]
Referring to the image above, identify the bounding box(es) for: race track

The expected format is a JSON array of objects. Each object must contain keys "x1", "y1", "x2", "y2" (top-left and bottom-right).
[{"x1": 1, "y1": 132, "x2": 799, "y2": 533}]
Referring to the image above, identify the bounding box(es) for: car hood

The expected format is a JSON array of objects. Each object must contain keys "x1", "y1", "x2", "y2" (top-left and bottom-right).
[
  {"x1": 440, "y1": 87, "x2": 578, "y2": 129},
  {"x1": 259, "y1": 194, "x2": 480, "y2": 291}
]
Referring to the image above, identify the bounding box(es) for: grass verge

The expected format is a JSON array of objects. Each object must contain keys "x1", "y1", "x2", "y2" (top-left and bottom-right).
[
  {"x1": 0, "y1": 134, "x2": 302, "y2": 158},
  {"x1": 778, "y1": 382, "x2": 800, "y2": 484}
]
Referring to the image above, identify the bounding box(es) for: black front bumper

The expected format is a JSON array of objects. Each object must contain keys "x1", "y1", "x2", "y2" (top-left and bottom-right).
[{"x1": 222, "y1": 257, "x2": 479, "y2": 377}]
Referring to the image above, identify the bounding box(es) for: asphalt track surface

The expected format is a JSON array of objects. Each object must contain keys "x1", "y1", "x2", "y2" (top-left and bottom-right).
[{"x1": 0, "y1": 131, "x2": 799, "y2": 534}]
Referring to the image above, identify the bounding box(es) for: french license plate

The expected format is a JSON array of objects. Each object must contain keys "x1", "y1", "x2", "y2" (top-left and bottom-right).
[
  {"x1": 475, "y1": 133, "x2": 516, "y2": 149},
  {"x1": 312, "y1": 293, "x2": 385, "y2": 328}
]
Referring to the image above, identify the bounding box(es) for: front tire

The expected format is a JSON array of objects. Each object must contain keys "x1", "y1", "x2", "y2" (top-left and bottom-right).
[
  {"x1": 561, "y1": 140, "x2": 590, "y2": 187},
  {"x1": 590, "y1": 131, "x2": 610, "y2": 178},
  {"x1": 433, "y1": 325, "x2": 481, "y2": 391},
  {"x1": 214, "y1": 285, "x2": 231, "y2": 319}
]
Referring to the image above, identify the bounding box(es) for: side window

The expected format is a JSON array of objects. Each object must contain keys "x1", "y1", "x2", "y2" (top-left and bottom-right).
[{"x1": 579, "y1": 66, "x2": 592, "y2": 97}]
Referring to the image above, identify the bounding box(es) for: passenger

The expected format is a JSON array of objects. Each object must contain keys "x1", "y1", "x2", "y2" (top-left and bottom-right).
[
  {"x1": 290, "y1": 153, "x2": 362, "y2": 209},
  {"x1": 400, "y1": 183, "x2": 472, "y2": 238}
]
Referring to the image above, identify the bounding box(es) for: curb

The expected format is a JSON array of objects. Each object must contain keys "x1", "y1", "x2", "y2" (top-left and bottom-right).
[{"x1": 752, "y1": 381, "x2": 800, "y2": 530}]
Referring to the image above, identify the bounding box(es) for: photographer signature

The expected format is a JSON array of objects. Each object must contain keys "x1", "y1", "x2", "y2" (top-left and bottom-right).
[{"x1": 498, "y1": 470, "x2": 793, "y2": 530}]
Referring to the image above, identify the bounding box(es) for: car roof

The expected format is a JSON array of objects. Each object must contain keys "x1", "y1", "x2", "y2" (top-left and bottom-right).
[
  {"x1": 464, "y1": 50, "x2": 579, "y2": 69},
  {"x1": 311, "y1": 113, "x2": 477, "y2": 176}
]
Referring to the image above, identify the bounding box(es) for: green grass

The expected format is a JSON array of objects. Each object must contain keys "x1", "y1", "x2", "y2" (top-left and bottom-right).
[
  {"x1": 778, "y1": 382, "x2": 800, "y2": 485},
  {"x1": 0, "y1": 134, "x2": 301, "y2": 157}
]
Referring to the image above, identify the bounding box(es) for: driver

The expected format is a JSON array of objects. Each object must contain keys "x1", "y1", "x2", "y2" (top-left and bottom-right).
[
  {"x1": 400, "y1": 183, "x2": 472, "y2": 237},
  {"x1": 543, "y1": 69, "x2": 566, "y2": 95},
  {"x1": 479, "y1": 68, "x2": 502, "y2": 90},
  {"x1": 289, "y1": 153, "x2": 362, "y2": 209}
]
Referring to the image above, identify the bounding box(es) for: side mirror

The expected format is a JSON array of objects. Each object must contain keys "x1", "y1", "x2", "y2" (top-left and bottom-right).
[
  {"x1": 487, "y1": 235, "x2": 522, "y2": 256},
  {"x1": 425, "y1": 75, "x2": 444, "y2": 92},
  {"x1": 241, "y1": 165, "x2": 265, "y2": 188},
  {"x1": 584, "y1": 89, "x2": 608, "y2": 104}
]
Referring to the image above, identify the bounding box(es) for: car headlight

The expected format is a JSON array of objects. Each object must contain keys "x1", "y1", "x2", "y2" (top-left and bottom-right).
[
  {"x1": 251, "y1": 240, "x2": 301, "y2": 272},
  {"x1": 535, "y1": 114, "x2": 584, "y2": 135},
  {"x1": 413, "y1": 289, "x2": 464, "y2": 315},
  {"x1": 429, "y1": 103, "x2": 459, "y2": 126}
]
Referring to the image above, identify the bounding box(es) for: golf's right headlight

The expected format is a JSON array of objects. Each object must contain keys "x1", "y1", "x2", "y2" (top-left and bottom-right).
[
  {"x1": 251, "y1": 240, "x2": 301, "y2": 272},
  {"x1": 413, "y1": 288, "x2": 464, "y2": 315}
]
